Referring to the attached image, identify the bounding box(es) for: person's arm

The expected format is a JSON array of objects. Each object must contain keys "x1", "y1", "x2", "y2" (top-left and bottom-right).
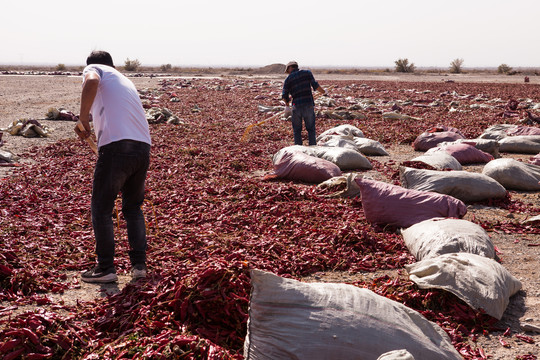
[
  {"x1": 282, "y1": 78, "x2": 291, "y2": 106},
  {"x1": 309, "y1": 72, "x2": 327, "y2": 97},
  {"x1": 75, "y1": 71, "x2": 100, "y2": 140},
  {"x1": 315, "y1": 86, "x2": 327, "y2": 96}
]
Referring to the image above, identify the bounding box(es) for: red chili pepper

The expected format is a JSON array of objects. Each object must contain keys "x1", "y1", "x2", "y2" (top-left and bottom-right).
[
  {"x1": 499, "y1": 336, "x2": 511, "y2": 348},
  {"x1": 26, "y1": 353, "x2": 54, "y2": 360},
  {"x1": 51, "y1": 335, "x2": 71, "y2": 351},
  {"x1": 0, "y1": 263, "x2": 13, "y2": 276},
  {"x1": 0, "y1": 338, "x2": 22, "y2": 353},
  {"x1": 515, "y1": 334, "x2": 535, "y2": 344},
  {"x1": 478, "y1": 346, "x2": 487, "y2": 359},
  {"x1": 4, "y1": 348, "x2": 25, "y2": 360},
  {"x1": 21, "y1": 327, "x2": 40, "y2": 345}
]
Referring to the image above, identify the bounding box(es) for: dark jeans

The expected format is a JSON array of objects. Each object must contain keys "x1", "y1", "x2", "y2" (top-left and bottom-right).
[
  {"x1": 91, "y1": 140, "x2": 150, "y2": 270},
  {"x1": 291, "y1": 105, "x2": 316, "y2": 145}
]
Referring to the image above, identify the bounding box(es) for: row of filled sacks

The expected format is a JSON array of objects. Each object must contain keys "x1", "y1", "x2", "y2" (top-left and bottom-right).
[
  {"x1": 397, "y1": 152, "x2": 534, "y2": 319},
  {"x1": 315, "y1": 147, "x2": 540, "y2": 203},
  {"x1": 343, "y1": 173, "x2": 521, "y2": 320},
  {"x1": 405, "y1": 154, "x2": 540, "y2": 193},
  {"x1": 478, "y1": 123, "x2": 540, "y2": 154},
  {"x1": 320, "y1": 175, "x2": 469, "y2": 228},
  {"x1": 401, "y1": 218, "x2": 522, "y2": 320},
  {"x1": 265, "y1": 124, "x2": 391, "y2": 184},
  {"x1": 317, "y1": 174, "x2": 522, "y2": 321},
  {"x1": 267, "y1": 144, "x2": 373, "y2": 184},
  {"x1": 413, "y1": 123, "x2": 540, "y2": 156},
  {"x1": 401, "y1": 130, "x2": 530, "y2": 320},
  {"x1": 243, "y1": 269, "x2": 463, "y2": 360},
  {"x1": 319, "y1": 166, "x2": 507, "y2": 211}
]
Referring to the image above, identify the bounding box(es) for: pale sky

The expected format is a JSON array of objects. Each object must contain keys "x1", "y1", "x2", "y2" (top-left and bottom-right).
[{"x1": 1, "y1": 0, "x2": 538, "y2": 69}]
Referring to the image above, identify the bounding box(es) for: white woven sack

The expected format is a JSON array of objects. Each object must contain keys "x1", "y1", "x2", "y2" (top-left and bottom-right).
[
  {"x1": 498, "y1": 135, "x2": 540, "y2": 154},
  {"x1": 411, "y1": 152, "x2": 462, "y2": 170},
  {"x1": 318, "y1": 173, "x2": 362, "y2": 199},
  {"x1": 313, "y1": 146, "x2": 372, "y2": 170},
  {"x1": 377, "y1": 350, "x2": 415, "y2": 360},
  {"x1": 438, "y1": 138, "x2": 500, "y2": 157},
  {"x1": 406, "y1": 253, "x2": 522, "y2": 319},
  {"x1": 478, "y1": 124, "x2": 516, "y2": 140},
  {"x1": 317, "y1": 135, "x2": 359, "y2": 151},
  {"x1": 274, "y1": 145, "x2": 372, "y2": 170},
  {"x1": 273, "y1": 145, "x2": 314, "y2": 164},
  {"x1": 244, "y1": 270, "x2": 462, "y2": 360},
  {"x1": 352, "y1": 137, "x2": 389, "y2": 156},
  {"x1": 317, "y1": 124, "x2": 365, "y2": 140},
  {"x1": 318, "y1": 134, "x2": 389, "y2": 156},
  {"x1": 400, "y1": 167, "x2": 506, "y2": 202},
  {"x1": 400, "y1": 218, "x2": 496, "y2": 260},
  {"x1": 482, "y1": 158, "x2": 540, "y2": 191}
]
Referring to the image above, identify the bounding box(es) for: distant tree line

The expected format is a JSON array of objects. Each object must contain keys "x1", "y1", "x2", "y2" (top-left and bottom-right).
[
  {"x1": 394, "y1": 58, "x2": 518, "y2": 75},
  {"x1": 49, "y1": 58, "x2": 524, "y2": 75}
]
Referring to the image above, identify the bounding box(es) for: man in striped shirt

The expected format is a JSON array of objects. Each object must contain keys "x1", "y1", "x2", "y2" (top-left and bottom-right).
[{"x1": 282, "y1": 61, "x2": 326, "y2": 145}]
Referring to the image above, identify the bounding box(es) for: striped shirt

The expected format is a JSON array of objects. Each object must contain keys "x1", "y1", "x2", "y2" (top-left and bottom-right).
[{"x1": 282, "y1": 69, "x2": 320, "y2": 107}]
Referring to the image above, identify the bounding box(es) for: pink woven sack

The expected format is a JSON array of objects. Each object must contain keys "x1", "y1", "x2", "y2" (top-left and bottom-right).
[
  {"x1": 413, "y1": 131, "x2": 464, "y2": 151},
  {"x1": 355, "y1": 177, "x2": 467, "y2": 228},
  {"x1": 268, "y1": 151, "x2": 342, "y2": 183},
  {"x1": 506, "y1": 126, "x2": 540, "y2": 136},
  {"x1": 429, "y1": 143, "x2": 494, "y2": 164}
]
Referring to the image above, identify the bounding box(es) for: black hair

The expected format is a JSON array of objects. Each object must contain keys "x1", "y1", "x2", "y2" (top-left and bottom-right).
[{"x1": 86, "y1": 51, "x2": 115, "y2": 68}]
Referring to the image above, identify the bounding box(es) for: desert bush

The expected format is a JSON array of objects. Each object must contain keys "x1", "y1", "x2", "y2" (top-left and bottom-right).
[
  {"x1": 160, "y1": 63, "x2": 172, "y2": 72},
  {"x1": 498, "y1": 64, "x2": 513, "y2": 74},
  {"x1": 449, "y1": 58, "x2": 464, "y2": 74},
  {"x1": 56, "y1": 63, "x2": 66, "y2": 71},
  {"x1": 124, "y1": 58, "x2": 141, "y2": 72},
  {"x1": 394, "y1": 58, "x2": 415, "y2": 73}
]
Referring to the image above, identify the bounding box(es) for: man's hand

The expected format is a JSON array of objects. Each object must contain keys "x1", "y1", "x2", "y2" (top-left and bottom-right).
[
  {"x1": 75, "y1": 121, "x2": 91, "y2": 141},
  {"x1": 316, "y1": 86, "x2": 328, "y2": 97},
  {"x1": 284, "y1": 105, "x2": 292, "y2": 117}
]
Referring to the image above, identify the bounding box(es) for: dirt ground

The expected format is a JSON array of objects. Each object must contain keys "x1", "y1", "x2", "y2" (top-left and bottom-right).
[{"x1": 1, "y1": 73, "x2": 540, "y2": 358}]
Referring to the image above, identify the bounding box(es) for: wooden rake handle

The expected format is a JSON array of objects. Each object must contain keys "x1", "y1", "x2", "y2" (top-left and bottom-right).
[
  {"x1": 241, "y1": 111, "x2": 284, "y2": 142},
  {"x1": 76, "y1": 121, "x2": 98, "y2": 154},
  {"x1": 240, "y1": 85, "x2": 334, "y2": 142}
]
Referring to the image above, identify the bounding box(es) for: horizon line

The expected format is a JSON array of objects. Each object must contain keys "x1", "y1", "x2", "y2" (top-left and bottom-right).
[{"x1": 1, "y1": 63, "x2": 539, "y2": 70}]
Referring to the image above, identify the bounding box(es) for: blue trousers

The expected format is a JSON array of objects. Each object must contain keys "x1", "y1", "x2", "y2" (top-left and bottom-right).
[
  {"x1": 291, "y1": 105, "x2": 317, "y2": 145},
  {"x1": 91, "y1": 140, "x2": 150, "y2": 269}
]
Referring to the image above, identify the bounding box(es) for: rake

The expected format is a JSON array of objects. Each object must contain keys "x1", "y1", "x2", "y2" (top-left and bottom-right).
[{"x1": 241, "y1": 86, "x2": 333, "y2": 142}]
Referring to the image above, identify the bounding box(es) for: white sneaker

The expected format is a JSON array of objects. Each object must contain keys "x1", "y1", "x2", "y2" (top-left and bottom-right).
[{"x1": 81, "y1": 266, "x2": 118, "y2": 283}]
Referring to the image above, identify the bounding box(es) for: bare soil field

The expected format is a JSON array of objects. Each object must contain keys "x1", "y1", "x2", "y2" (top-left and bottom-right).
[{"x1": 1, "y1": 72, "x2": 540, "y2": 359}]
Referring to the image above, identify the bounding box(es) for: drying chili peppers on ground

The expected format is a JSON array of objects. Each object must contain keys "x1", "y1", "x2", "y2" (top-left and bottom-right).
[{"x1": 1, "y1": 77, "x2": 540, "y2": 359}]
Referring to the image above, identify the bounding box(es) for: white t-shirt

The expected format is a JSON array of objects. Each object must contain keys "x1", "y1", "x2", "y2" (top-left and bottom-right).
[{"x1": 82, "y1": 64, "x2": 151, "y2": 148}]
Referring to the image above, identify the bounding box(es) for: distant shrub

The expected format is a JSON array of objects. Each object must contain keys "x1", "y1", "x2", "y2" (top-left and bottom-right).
[
  {"x1": 394, "y1": 58, "x2": 415, "y2": 73},
  {"x1": 498, "y1": 64, "x2": 513, "y2": 74},
  {"x1": 449, "y1": 58, "x2": 464, "y2": 74},
  {"x1": 160, "y1": 63, "x2": 172, "y2": 72},
  {"x1": 124, "y1": 58, "x2": 141, "y2": 72},
  {"x1": 56, "y1": 63, "x2": 66, "y2": 71}
]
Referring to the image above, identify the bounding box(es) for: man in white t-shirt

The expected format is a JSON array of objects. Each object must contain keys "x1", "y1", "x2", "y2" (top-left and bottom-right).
[{"x1": 76, "y1": 51, "x2": 151, "y2": 283}]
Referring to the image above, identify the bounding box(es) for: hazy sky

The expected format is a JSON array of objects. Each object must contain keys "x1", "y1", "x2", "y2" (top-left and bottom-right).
[{"x1": 1, "y1": 0, "x2": 538, "y2": 68}]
